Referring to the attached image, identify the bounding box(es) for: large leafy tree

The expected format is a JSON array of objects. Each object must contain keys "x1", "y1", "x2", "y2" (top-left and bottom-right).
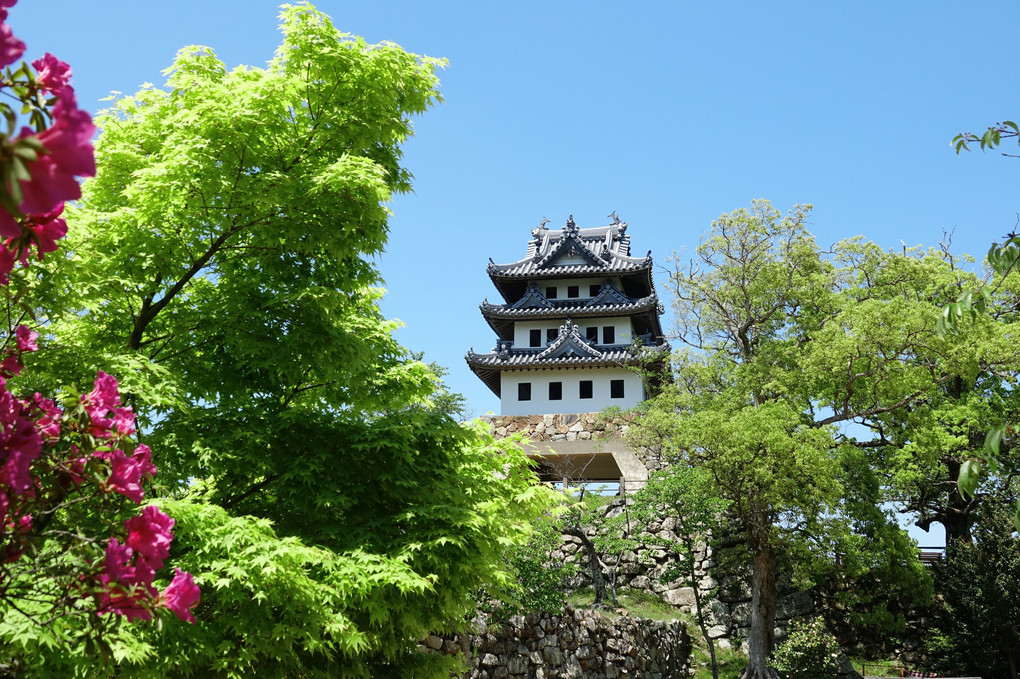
[
  {"x1": 6, "y1": 5, "x2": 551, "y2": 677},
  {"x1": 924, "y1": 496, "x2": 1020, "y2": 678},
  {"x1": 941, "y1": 120, "x2": 1020, "y2": 528},
  {"x1": 630, "y1": 201, "x2": 980, "y2": 678}
]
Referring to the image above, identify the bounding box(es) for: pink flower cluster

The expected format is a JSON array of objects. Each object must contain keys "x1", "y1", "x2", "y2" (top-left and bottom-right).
[
  {"x1": 0, "y1": 3, "x2": 198, "y2": 628},
  {"x1": 98, "y1": 506, "x2": 200, "y2": 623},
  {"x1": 1, "y1": 326, "x2": 48, "y2": 558},
  {"x1": 0, "y1": 0, "x2": 94, "y2": 282},
  {"x1": 83, "y1": 373, "x2": 198, "y2": 622},
  {"x1": 0, "y1": 334, "x2": 199, "y2": 623}
]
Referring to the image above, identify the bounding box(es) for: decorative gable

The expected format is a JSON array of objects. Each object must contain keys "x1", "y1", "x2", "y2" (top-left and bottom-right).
[
  {"x1": 509, "y1": 282, "x2": 555, "y2": 310},
  {"x1": 535, "y1": 216, "x2": 607, "y2": 270},
  {"x1": 537, "y1": 319, "x2": 604, "y2": 360},
  {"x1": 586, "y1": 283, "x2": 632, "y2": 307}
]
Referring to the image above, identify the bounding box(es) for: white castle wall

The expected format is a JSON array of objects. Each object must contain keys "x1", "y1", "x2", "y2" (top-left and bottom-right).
[
  {"x1": 500, "y1": 367, "x2": 645, "y2": 416},
  {"x1": 540, "y1": 276, "x2": 618, "y2": 301}
]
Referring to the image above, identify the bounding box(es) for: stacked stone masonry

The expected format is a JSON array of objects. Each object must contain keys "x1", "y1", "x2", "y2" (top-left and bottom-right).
[
  {"x1": 555, "y1": 499, "x2": 814, "y2": 654},
  {"x1": 427, "y1": 607, "x2": 691, "y2": 679},
  {"x1": 484, "y1": 413, "x2": 924, "y2": 666},
  {"x1": 482, "y1": 412, "x2": 634, "y2": 444}
]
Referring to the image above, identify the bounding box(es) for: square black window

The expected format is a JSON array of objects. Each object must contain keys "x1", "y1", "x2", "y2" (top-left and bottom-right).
[
  {"x1": 529, "y1": 329, "x2": 541, "y2": 347},
  {"x1": 547, "y1": 328, "x2": 557, "y2": 342},
  {"x1": 603, "y1": 326, "x2": 615, "y2": 344},
  {"x1": 518, "y1": 383, "x2": 532, "y2": 401},
  {"x1": 590, "y1": 284, "x2": 602, "y2": 297},
  {"x1": 567, "y1": 285, "x2": 580, "y2": 298},
  {"x1": 610, "y1": 379, "x2": 625, "y2": 399},
  {"x1": 579, "y1": 380, "x2": 593, "y2": 399},
  {"x1": 585, "y1": 326, "x2": 598, "y2": 341},
  {"x1": 545, "y1": 286, "x2": 558, "y2": 299},
  {"x1": 549, "y1": 381, "x2": 562, "y2": 400}
]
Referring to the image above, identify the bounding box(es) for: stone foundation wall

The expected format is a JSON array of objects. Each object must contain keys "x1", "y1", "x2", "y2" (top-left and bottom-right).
[
  {"x1": 428, "y1": 607, "x2": 691, "y2": 679},
  {"x1": 558, "y1": 499, "x2": 813, "y2": 653},
  {"x1": 483, "y1": 412, "x2": 634, "y2": 443},
  {"x1": 483, "y1": 413, "x2": 923, "y2": 665}
]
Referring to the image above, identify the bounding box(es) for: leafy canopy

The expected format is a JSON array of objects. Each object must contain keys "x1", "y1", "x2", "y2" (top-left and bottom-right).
[{"x1": 6, "y1": 5, "x2": 555, "y2": 677}]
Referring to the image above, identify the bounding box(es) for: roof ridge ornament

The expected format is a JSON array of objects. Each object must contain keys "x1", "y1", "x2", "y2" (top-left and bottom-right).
[
  {"x1": 608, "y1": 210, "x2": 628, "y2": 233},
  {"x1": 564, "y1": 214, "x2": 579, "y2": 236},
  {"x1": 531, "y1": 217, "x2": 550, "y2": 238},
  {"x1": 535, "y1": 215, "x2": 605, "y2": 269}
]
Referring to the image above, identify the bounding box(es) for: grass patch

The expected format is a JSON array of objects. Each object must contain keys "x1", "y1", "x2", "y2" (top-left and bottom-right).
[
  {"x1": 566, "y1": 587, "x2": 678, "y2": 621},
  {"x1": 690, "y1": 643, "x2": 746, "y2": 679},
  {"x1": 849, "y1": 659, "x2": 905, "y2": 677},
  {"x1": 566, "y1": 587, "x2": 750, "y2": 677}
]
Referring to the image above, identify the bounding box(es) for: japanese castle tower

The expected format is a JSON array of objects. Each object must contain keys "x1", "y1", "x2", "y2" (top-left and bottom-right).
[{"x1": 466, "y1": 215, "x2": 669, "y2": 417}]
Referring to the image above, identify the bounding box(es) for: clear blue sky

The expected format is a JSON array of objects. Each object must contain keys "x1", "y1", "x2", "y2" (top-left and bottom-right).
[{"x1": 12, "y1": 3, "x2": 1017, "y2": 541}]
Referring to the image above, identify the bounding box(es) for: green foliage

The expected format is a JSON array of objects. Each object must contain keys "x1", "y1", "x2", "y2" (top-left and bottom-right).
[
  {"x1": 952, "y1": 120, "x2": 1020, "y2": 154},
  {"x1": 944, "y1": 122, "x2": 1020, "y2": 528},
  {"x1": 630, "y1": 466, "x2": 728, "y2": 677},
  {"x1": 565, "y1": 588, "x2": 678, "y2": 621},
  {"x1": 631, "y1": 466, "x2": 727, "y2": 571},
  {"x1": 923, "y1": 498, "x2": 1020, "y2": 678},
  {"x1": 2, "y1": 4, "x2": 555, "y2": 676},
  {"x1": 769, "y1": 618, "x2": 841, "y2": 679},
  {"x1": 488, "y1": 508, "x2": 576, "y2": 618},
  {"x1": 691, "y1": 644, "x2": 748, "y2": 679},
  {"x1": 635, "y1": 202, "x2": 954, "y2": 672}
]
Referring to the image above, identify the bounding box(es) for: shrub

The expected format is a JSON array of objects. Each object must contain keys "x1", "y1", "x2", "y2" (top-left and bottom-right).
[{"x1": 770, "y1": 618, "x2": 841, "y2": 679}]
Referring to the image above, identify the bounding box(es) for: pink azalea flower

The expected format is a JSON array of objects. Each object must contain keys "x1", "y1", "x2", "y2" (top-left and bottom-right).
[
  {"x1": 30, "y1": 53, "x2": 71, "y2": 92},
  {"x1": 111, "y1": 406, "x2": 135, "y2": 437},
  {"x1": 0, "y1": 412, "x2": 42, "y2": 494},
  {"x1": 31, "y1": 393, "x2": 60, "y2": 441},
  {"x1": 15, "y1": 86, "x2": 95, "y2": 216},
  {"x1": 0, "y1": 209, "x2": 20, "y2": 240},
  {"x1": 131, "y1": 443, "x2": 156, "y2": 479},
  {"x1": 83, "y1": 371, "x2": 126, "y2": 438},
  {"x1": 96, "y1": 448, "x2": 145, "y2": 503},
  {"x1": 15, "y1": 325, "x2": 37, "y2": 352},
  {"x1": 0, "y1": 22, "x2": 24, "y2": 67},
  {"x1": 85, "y1": 370, "x2": 120, "y2": 411},
  {"x1": 0, "y1": 353, "x2": 20, "y2": 377},
  {"x1": 97, "y1": 538, "x2": 156, "y2": 622},
  {"x1": 20, "y1": 204, "x2": 68, "y2": 262},
  {"x1": 0, "y1": 378, "x2": 15, "y2": 421},
  {"x1": 0, "y1": 245, "x2": 13, "y2": 284},
  {"x1": 125, "y1": 504, "x2": 174, "y2": 570},
  {"x1": 95, "y1": 444, "x2": 155, "y2": 503},
  {"x1": 159, "y1": 569, "x2": 200, "y2": 623}
]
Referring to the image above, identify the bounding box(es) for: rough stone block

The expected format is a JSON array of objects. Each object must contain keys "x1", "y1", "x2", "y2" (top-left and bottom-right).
[
  {"x1": 707, "y1": 625, "x2": 728, "y2": 639},
  {"x1": 663, "y1": 587, "x2": 695, "y2": 607},
  {"x1": 730, "y1": 601, "x2": 751, "y2": 627},
  {"x1": 776, "y1": 591, "x2": 814, "y2": 619},
  {"x1": 507, "y1": 656, "x2": 528, "y2": 674},
  {"x1": 541, "y1": 646, "x2": 564, "y2": 666}
]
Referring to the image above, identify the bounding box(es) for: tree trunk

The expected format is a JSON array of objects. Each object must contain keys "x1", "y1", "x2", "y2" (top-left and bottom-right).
[
  {"x1": 563, "y1": 525, "x2": 610, "y2": 607},
  {"x1": 942, "y1": 458, "x2": 974, "y2": 546},
  {"x1": 741, "y1": 541, "x2": 780, "y2": 679},
  {"x1": 688, "y1": 553, "x2": 719, "y2": 679}
]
